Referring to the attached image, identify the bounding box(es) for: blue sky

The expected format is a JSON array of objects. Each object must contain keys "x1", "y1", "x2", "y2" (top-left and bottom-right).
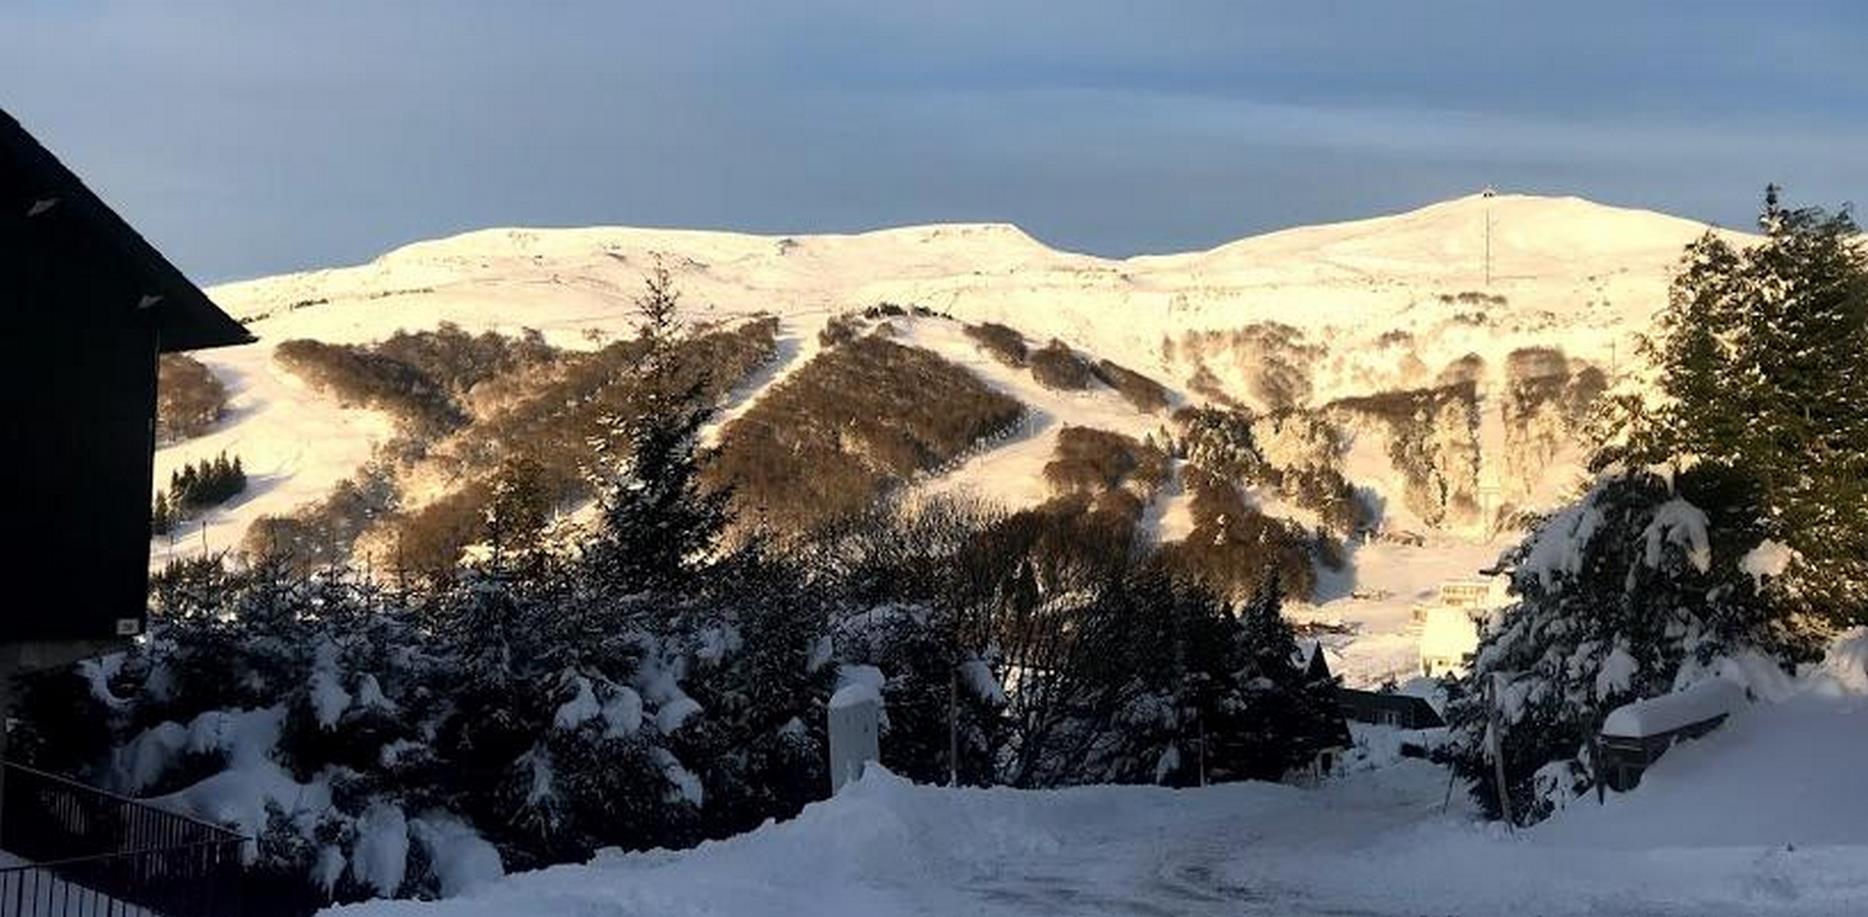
[{"x1": 4, "y1": 1, "x2": 1862, "y2": 282}]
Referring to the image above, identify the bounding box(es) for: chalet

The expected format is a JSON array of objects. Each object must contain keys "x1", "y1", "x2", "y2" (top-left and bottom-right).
[
  {"x1": 1, "y1": 108, "x2": 251, "y2": 912},
  {"x1": 1597, "y1": 679, "x2": 1745, "y2": 792},
  {"x1": 1338, "y1": 688, "x2": 1446, "y2": 730},
  {"x1": 1295, "y1": 643, "x2": 1354, "y2": 778}
]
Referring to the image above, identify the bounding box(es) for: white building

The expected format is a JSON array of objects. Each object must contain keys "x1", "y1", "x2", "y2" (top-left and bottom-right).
[
  {"x1": 1413, "y1": 578, "x2": 1508, "y2": 677},
  {"x1": 1419, "y1": 606, "x2": 1480, "y2": 678}
]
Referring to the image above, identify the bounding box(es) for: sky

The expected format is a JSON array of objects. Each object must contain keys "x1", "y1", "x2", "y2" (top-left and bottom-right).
[{"x1": 3, "y1": 1, "x2": 1863, "y2": 283}]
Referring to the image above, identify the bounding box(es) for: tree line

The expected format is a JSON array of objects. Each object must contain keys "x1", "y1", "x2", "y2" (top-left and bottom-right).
[{"x1": 151, "y1": 451, "x2": 247, "y2": 536}]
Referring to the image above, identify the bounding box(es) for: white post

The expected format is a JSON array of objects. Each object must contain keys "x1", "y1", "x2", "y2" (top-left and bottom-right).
[{"x1": 828, "y1": 696, "x2": 881, "y2": 796}]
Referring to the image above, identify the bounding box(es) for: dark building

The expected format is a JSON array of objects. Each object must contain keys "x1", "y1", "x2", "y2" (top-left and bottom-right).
[
  {"x1": 1, "y1": 108, "x2": 251, "y2": 658},
  {"x1": 1297, "y1": 643, "x2": 1354, "y2": 777},
  {"x1": 1337, "y1": 688, "x2": 1446, "y2": 730},
  {"x1": 0, "y1": 107, "x2": 253, "y2": 913}
]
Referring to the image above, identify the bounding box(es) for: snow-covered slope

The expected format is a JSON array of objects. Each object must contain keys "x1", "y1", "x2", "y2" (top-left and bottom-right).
[{"x1": 156, "y1": 193, "x2": 1748, "y2": 680}]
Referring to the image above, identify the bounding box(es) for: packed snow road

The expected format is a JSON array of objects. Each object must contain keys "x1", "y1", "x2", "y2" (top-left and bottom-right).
[{"x1": 333, "y1": 696, "x2": 1868, "y2": 917}]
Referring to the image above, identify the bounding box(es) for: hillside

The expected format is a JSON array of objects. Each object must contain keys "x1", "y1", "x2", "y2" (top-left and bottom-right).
[{"x1": 152, "y1": 193, "x2": 1748, "y2": 683}]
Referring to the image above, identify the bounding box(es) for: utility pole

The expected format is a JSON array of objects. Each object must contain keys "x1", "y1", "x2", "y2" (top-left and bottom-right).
[{"x1": 1482, "y1": 185, "x2": 1496, "y2": 287}]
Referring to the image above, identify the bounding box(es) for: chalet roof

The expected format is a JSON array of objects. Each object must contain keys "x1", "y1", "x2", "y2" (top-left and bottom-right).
[
  {"x1": 1298, "y1": 640, "x2": 1334, "y2": 682},
  {"x1": 2, "y1": 108, "x2": 253, "y2": 352},
  {"x1": 1338, "y1": 688, "x2": 1447, "y2": 729}
]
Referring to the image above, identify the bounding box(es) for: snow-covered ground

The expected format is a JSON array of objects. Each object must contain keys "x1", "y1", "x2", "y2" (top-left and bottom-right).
[{"x1": 328, "y1": 663, "x2": 1868, "y2": 917}]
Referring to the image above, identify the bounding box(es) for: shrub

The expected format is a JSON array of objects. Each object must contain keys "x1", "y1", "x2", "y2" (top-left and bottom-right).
[
  {"x1": 1329, "y1": 381, "x2": 1481, "y2": 527},
  {"x1": 275, "y1": 323, "x2": 555, "y2": 436},
  {"x1": 242, "y1": 464, "x2": 397, "y2": 573},
  {"x1": 1041, "y1": 427, "x2": 1169, "y2": 501},
  {"x1": 711, "y1": 337, "x2": 1023, "y2": 533},
  {"x1": 818, "y1": 313, "x2": 863, "y2": 348},
  {"x1": 1090, "y1": 359, "x2": 1170, "y2": 413},
  {"x1": 1172, "y1": 324, "x2": 1322, "y2": 411},
  {"x1": 1159, "y1": 466, "x2": 1320, "y2": 599},
  {"x1": 1028, "y1": 339, "x2": 1092, "y2": 390},
  {"x1": 451, "y1": 318, "x2": 778, "y2": 508},
  {"x1": 962, "y1": 322, "x2": 1028, "y2": 367},
  {"x1": 156, "y1": 354, "x2": 230, "y2": 443},
  {"x1": 1185, "y1": 364, "x2": 1238, "y2": 407}
]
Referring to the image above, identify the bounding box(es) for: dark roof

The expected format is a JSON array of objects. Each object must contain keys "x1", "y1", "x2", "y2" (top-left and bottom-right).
[
  {"x1": 1338, "y1": 688, "x2": 1446, "y2": 729},
  {"x1": 2, "y1": 108, "x2": 253, "y2": 352},
  {"x1": 1301, "y1": 641, "x2": 1333, "y2": 682}
]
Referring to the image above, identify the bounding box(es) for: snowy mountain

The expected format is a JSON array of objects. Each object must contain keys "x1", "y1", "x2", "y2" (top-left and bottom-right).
[{"x1": 156, "y1": 193, "x2": 1750, "y2": 683}]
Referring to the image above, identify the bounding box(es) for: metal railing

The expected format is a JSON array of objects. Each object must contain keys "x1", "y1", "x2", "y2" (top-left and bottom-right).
[{"x1": 0, "y1": 762, "x2": 245, "y2": 917}]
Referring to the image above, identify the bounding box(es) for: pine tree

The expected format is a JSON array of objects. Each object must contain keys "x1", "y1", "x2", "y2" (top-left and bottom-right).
[
  {"x1": 581, "y1": 266, "x2": 733, "y2": 601},
  {"x1": 484, "y1": 455, "x2": 553, "y2": 567},
  {"x1": 1633, "y1": 188, "x2": 1868, "y2": 623},
  {"x1": 151, "y1": 491, "x2": 173, "y2": 535},
  {"x1": 1231, "y1": 571, "x2": 1335, "y2": 780}
]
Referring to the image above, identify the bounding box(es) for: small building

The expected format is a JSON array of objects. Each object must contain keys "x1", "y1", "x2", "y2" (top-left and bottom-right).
[
  {"x1": 1338, "y1": 688, "x2": 1446, "y2": 730},
  {"x1": 1412, "y1": 577, "x2": 1506, "y2": 678},
  {"x1": 1419, "y1": 606, "x2": 1480, "y2": 678},
  {"x1": 1409, "y1": 577, "x2": 1504, "y2": 624},
  {"x1": 1597, "y1": 680, "x2": 1745, "y2": 792}
]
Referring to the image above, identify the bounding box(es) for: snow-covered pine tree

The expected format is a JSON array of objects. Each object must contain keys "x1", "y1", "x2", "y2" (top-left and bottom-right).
[
  {"x1": 1628, "y1": 188, "x2": 1868, "y2": 624},
  {"x1": 580, "y1": 266, "x2": 733, "y2": 603},
  {"x1": 1445, "y1": 464, "x2": 1828, "y2": 823},
  {"x1": 668, "y1": 550, "x2": 836, "y2": 838}
]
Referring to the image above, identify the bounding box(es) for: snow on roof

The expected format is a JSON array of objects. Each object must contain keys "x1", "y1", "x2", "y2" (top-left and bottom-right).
[
  {"x1": 1601, "y1": 679, "x2": 1746, "y2": 739},
  {"x1": 831, "y1": 664, "x2": 886, "y2": 710}
]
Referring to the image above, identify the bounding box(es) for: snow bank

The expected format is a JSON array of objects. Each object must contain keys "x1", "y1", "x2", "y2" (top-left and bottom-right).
[
  {"x1": 1601, "y1": 679, "x2": 1745, "y2": 738},
  {"x1": 1809, "y1": 628, "x2": 1868, "y2": 695},
  {"x1": 326, "y1": 737, "x2": 1868, "y2": 917},
  {"x1": 1544, "y1": 690, "x2": 1868, "y2": 850},
  {"x1": 408, "y1": 814, "x2": 505, "y2": 897},
  {"x1": 352, "y1": 803, "x2": 410, "y2": 897}
]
